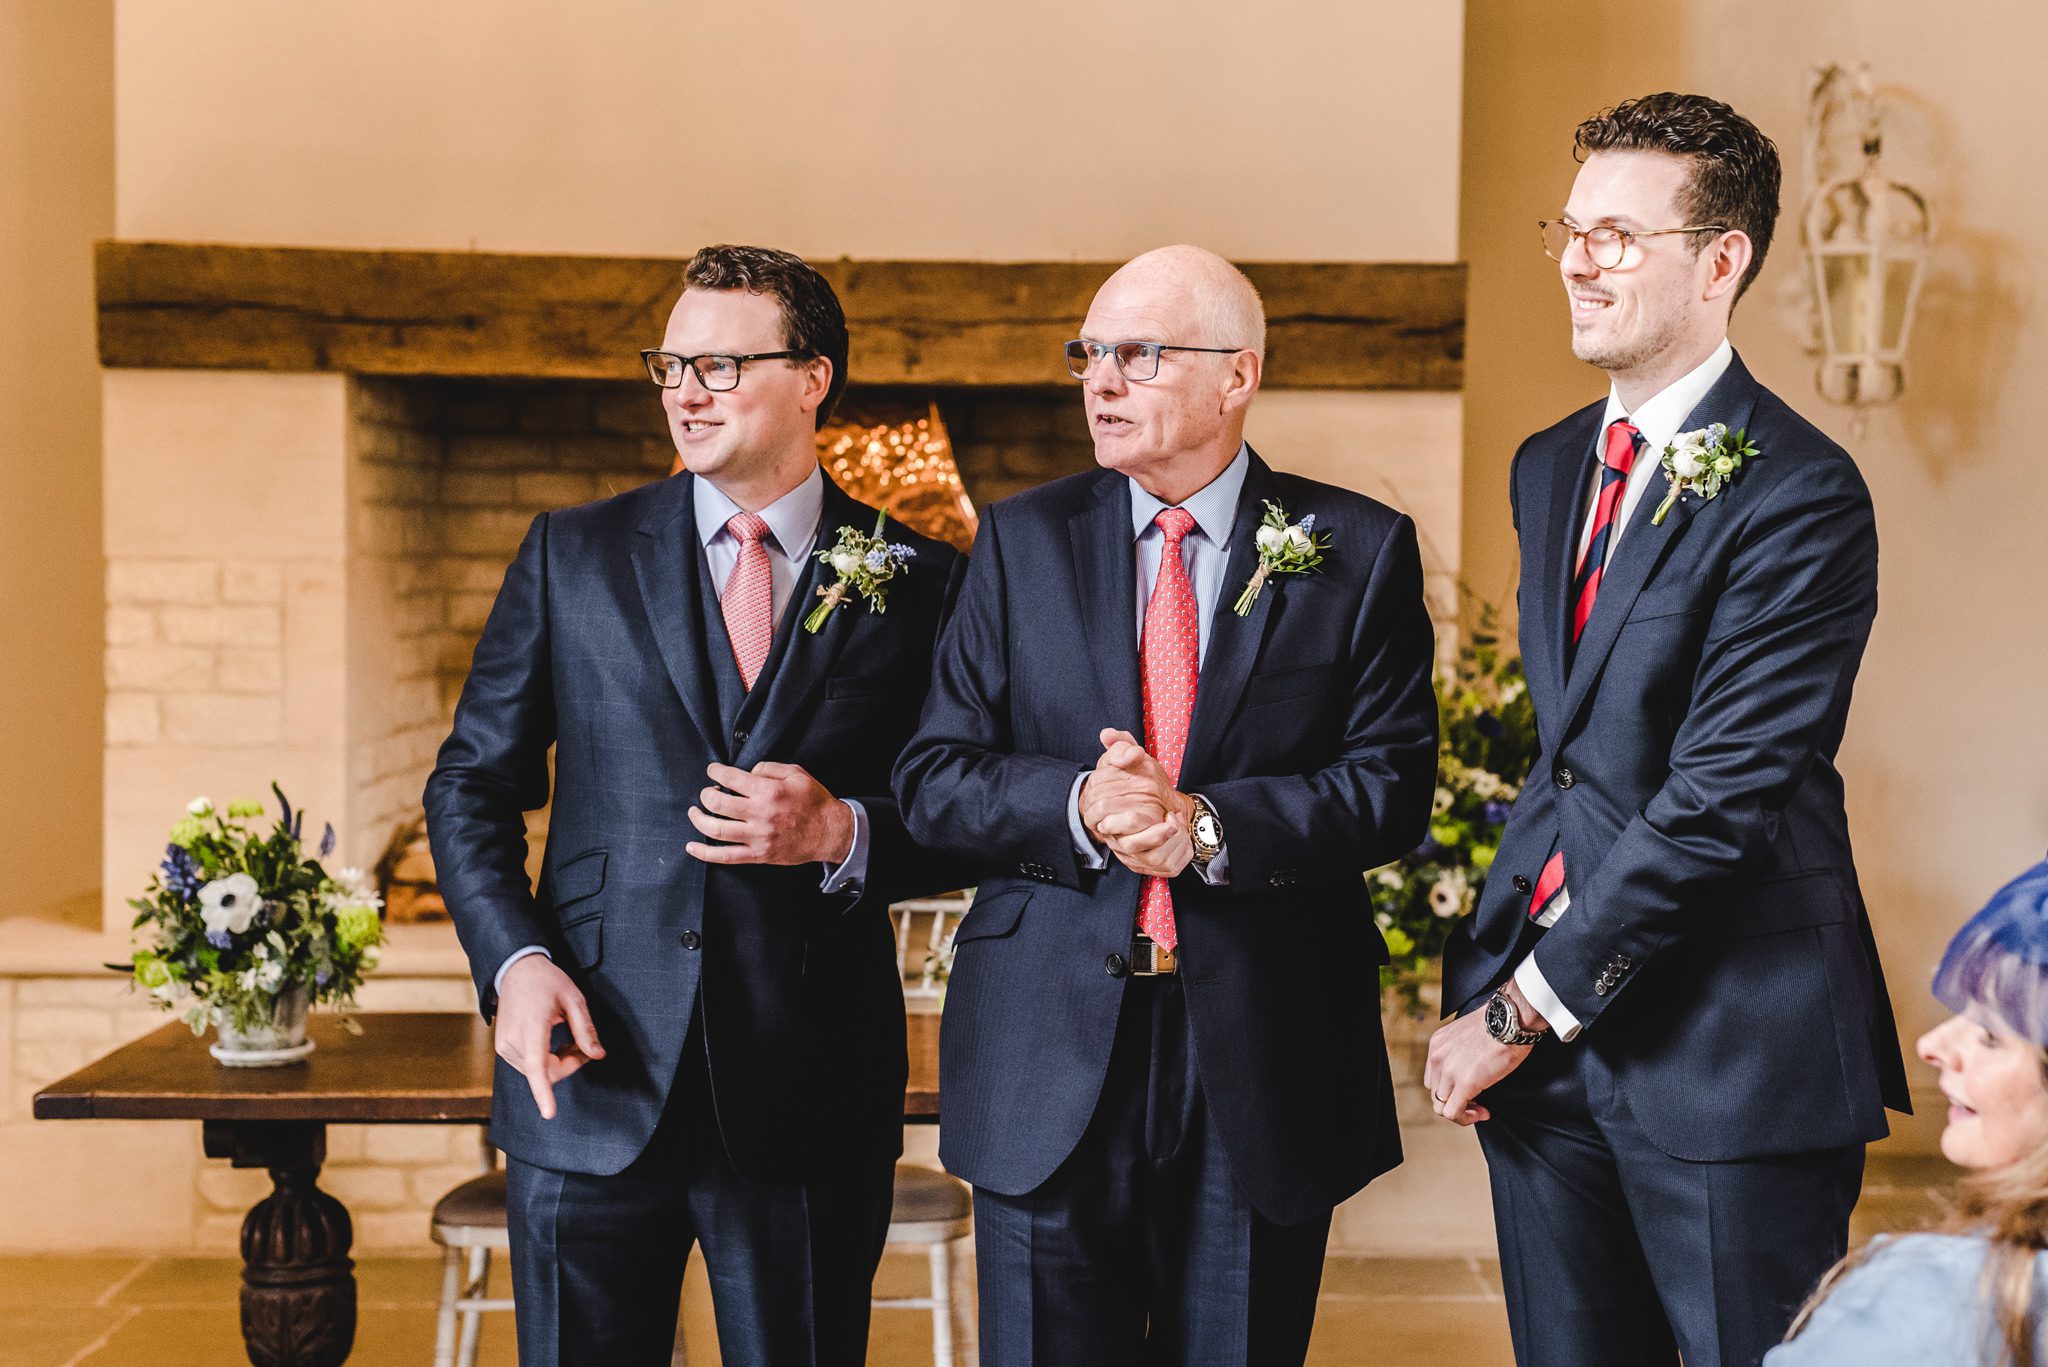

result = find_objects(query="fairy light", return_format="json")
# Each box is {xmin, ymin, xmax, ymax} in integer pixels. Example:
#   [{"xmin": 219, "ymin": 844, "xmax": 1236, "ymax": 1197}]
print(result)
[{"xmin": 816, "ymin": 400, "xmax": 977, "ymax": 551}]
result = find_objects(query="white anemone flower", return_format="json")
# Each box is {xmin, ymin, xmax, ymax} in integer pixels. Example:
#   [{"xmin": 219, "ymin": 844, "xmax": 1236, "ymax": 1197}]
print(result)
[
  {"xmin": 199, "ymin": 872, "xmax": 263, "ymax": 937},
  {"xmin": 1255, "ymin": 525, "xmax": 1287, "ymax": 554}
]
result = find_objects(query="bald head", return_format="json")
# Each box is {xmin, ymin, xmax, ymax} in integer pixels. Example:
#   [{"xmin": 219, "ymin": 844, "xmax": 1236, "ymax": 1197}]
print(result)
[{"xmin": 1097, "ymin": 245, "xmax": 1267, "ymax": 358}]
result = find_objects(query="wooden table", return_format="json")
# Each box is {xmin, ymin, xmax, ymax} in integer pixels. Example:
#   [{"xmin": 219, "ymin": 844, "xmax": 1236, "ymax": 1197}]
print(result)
[{"xmin": 36, "ymin": 1009, "xmax": 941, "ymax": 1365}]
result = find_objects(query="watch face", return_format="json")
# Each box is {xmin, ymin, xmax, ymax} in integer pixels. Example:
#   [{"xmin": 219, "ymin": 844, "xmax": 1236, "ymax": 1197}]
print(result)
[
  {"xmin": 1484, "ymin": 993, "xmax": 1510, "ymax": 1039},
  {"xmin": 1194, "ymin": 813, "xmax": 1222, "ymax": 845}
]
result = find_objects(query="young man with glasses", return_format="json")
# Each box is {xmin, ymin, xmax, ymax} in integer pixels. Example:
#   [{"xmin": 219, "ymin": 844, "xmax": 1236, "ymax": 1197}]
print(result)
[
  {"xmin": 1427, "ymin": 93, "xmax": 1910, "ymax": 1366},
  {"xmin": 427, "ymin": 244, "xmax": 965, "ymax": 1366},
  {"xmin": 896, "ymin": 244, "xmax": 1438, "ymax": 1366}
]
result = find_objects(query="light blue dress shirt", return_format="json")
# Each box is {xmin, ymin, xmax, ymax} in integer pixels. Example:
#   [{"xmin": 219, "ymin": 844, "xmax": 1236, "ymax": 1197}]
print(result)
[
  {"xmin": 1763, "ymin": 1233, "xmax": 2048, "ymax": 1365},
  {"xmin": 1066, "ymin": 443, "xmax": 1252, "ymax": 883},
  {"xmin": 495, "ymin": 467, "xmax": 868, "ymax": 995}
]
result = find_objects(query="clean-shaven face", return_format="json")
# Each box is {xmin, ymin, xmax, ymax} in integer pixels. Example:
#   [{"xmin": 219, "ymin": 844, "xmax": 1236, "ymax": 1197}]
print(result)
[
  {"xmin": 658, "ymin": 288, "xmax": 820, "ymax": 484},
  {"xmin": 1559, "ymin": 149, "xmax": 1709, "ymax": 377},
  {"xmin": 1919, "ymin": 1012, "xmax": 2048, "ymax": 1170},
  {"xmin": 1078, "ymin": 274, "xmax": 1237, "ymax": 485}
]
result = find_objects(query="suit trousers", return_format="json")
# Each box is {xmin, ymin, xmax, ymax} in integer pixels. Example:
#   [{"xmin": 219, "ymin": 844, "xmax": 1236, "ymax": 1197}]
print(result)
[
  {"xmin": 504, "ymin": 1014, "xmax": 895, "ymax": 1367},
  {"xmin": 1476, "ymin": 1035, "xmax": 1864, "ymax": 1367},
  {"xmin": 972, "ymin": 975, "xmax": 1332, "ymax": 1367}
]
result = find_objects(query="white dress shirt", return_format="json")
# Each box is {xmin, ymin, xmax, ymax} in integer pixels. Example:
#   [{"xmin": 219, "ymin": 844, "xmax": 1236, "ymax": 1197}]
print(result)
[
  {"xmin": 495, "ymin": 467, "xmax": 867, "ymax": 995},
  {"xmin": 1065, "ymin": 443, "xmax": 1251, "ymax": 884},
  {"xmin": 1514, "ymin": 339, "xmax": 1735, "ymax": 1040}
]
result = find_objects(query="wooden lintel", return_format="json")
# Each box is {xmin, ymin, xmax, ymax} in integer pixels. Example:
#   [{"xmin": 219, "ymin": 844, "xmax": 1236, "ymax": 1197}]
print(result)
[{"xmin": 97, "ymin": 242, "xmax": 1464, "ymax": 391}]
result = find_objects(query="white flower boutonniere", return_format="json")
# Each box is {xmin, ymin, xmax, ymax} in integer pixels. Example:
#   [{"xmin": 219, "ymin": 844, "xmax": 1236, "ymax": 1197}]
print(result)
[
  {"xmin": 1651, "ymin": 422, "xmax": 1760, "ymax": 525},
  {"xmin": 805, "ymin": 509, "xmax": 916, "ymax": 633},
  {"xmin": 1233, "ymin": 499, "xmax": 1329, "ymax": 616}
]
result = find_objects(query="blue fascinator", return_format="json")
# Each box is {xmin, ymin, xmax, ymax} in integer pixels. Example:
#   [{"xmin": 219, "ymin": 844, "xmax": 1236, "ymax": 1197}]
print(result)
[{"xmin": 1933, "ymin": 857, "xmax": 2048, "ymax": 1045}]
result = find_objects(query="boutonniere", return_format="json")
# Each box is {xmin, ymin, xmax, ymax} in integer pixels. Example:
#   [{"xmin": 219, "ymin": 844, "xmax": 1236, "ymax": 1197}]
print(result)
[
  {"xmin": 1233, "ymin": 499, "xmax": 1329, "ymax": 616},
  {"xmin": 805, "ymin": 509, "xmax": 916, "ymax": 632},
  {"xmin": 1651, "ymin": 423, "xmax": 1760, "ymax": 525}
]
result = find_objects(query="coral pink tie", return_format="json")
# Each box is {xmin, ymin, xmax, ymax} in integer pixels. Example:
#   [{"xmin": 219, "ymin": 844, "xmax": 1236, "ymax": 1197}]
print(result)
[
  {"xmin": 1137, "ymin": 508, "xmax": 1200, "ymax": 951},
  {"xmin": 721, "ymin": 512, "xmax": 774, "ymax": 690}
]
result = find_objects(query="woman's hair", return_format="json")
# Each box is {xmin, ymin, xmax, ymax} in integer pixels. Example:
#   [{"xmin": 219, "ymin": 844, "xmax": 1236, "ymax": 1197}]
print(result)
[
  {"xmin": 1788, "ymin": 858, "xmax": 2048, "ymax": 1364},
  {"xmin": 1784, "ymin": 1020, "xmax": 2048, "ymax": 1365}
]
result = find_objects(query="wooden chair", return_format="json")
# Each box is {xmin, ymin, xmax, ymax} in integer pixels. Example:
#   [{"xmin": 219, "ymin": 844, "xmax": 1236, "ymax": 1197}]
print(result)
[{"xmin": 429, "ymin": 1141, "xmax": 514, "ymax": 1367}]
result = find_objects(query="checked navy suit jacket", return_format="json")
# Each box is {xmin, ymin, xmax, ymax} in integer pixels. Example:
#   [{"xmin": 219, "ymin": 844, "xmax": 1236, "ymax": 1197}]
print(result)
[
  {"xmin": 1441, "ymin": 352, "xmax": 1911, "ymax": 1162},
  {"xmin": 895, "ymin": 449, "xmax": 1440, "ymax": 1225},
  {"xmin": 426, "ymin": 470, "xmax": 965, "ymax": 1182}
]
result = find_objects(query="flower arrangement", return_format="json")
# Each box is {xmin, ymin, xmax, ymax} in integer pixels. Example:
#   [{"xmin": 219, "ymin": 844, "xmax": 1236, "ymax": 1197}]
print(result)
[
  {"xmin": 1234, "ymin": 499, "xmax": 1329, "ymax": 615},
  {"xmin": 120, "ymin": 785, "xmax": 384, "ymax": 1037},
  {"xmin": 806, "ymin": 509, "xmax": 917, "ymax": 632},
  {"xmin": 1651, "ymin": 422, "xmax": 1759, "ymax": 525},
  {"xmin": 1372, "ymin": 605, "xmax": 1539, "ymax": 1008}
]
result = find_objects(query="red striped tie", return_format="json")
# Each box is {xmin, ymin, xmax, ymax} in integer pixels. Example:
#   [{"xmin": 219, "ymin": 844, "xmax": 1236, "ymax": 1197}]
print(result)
[
  {"xmin": 1532, "ymin": 420, "xmax": 1642, "ymax": 925},
  {"xmin": 1137, "ymin": 508, "xmax": 1200, "ymax": 951},
  {"xmin": 1570, "ymin": 419, "xmax": 1642, "ymax": 642}
]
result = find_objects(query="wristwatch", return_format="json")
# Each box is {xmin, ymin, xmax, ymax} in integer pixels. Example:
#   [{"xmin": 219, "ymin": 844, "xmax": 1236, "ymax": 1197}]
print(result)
[
  {"xmin": 1485, "ymin": 988, "xmax": 1547, "ymax": 1046},
  {"xmin": 1188, "ymin": 794, "xmax": 1224, "ymax": 865}
]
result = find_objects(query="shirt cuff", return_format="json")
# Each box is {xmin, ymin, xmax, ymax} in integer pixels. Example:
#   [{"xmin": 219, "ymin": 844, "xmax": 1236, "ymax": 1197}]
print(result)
[
  {"xmin": 1514, "ymin": 953, "xmax": 1583, "ymax": 1041},
  {"xmin": 819, "ymin": 799, "xmax": 869, "ymax": 894},
  {"xmin": 1067, "ymin": 771, "xmax": 1108, "ymax": 870},
  {"xmin": 495, "ymin": 945, "xmax": 552, "ymax": 997}
]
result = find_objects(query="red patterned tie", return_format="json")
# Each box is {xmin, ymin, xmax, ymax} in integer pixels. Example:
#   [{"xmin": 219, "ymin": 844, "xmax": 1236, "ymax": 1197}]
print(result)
[
  {"xmin": 721, "ymin": 512, "xmax": 774, "ymax": 690},
  {"xmin": 1530, "ymin": 420, "xmax": 1642, "ymax": 925},
  {"xmin": 1570, "ymin": 419, "xmax": 1642, "ymax": 642},
  {"xmin": 1137, "ymin": 508, "xmax": 1200, "ymax": 951}
]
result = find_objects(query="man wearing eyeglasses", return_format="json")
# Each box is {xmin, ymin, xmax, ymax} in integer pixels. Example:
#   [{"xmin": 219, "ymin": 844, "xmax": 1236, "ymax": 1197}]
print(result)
[
  {"xmin": 896, "ymin": 244, "xmax": 1438, "ymax": 1366},
  {"xmin": 1427, "ymin": 94, "xmax": 1909, "ymax": 1366},
  {"xmin": 427, "ymin": 244, "xmax": 965, "ymax": 1366}
]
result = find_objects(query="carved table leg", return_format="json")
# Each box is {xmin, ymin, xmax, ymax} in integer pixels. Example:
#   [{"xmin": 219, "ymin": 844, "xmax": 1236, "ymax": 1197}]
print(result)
[{"xmin": 205, "ymin": 1120, "xmax": 357, "ymax": 1366}]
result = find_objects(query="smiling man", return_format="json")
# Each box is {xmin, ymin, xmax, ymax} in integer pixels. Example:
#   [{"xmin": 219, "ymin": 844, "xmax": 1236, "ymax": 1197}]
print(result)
[
  {"xmin": 1427, "ymin": 94, "xmax": 1910, "ymax": 1366},
  {"xmin": 427, "ymin": 245, "xmax": 963, "ymax": 1366},
  {"xmin": 896, "ymin": 245, "xmax": 1438, "ymax": 1366}
]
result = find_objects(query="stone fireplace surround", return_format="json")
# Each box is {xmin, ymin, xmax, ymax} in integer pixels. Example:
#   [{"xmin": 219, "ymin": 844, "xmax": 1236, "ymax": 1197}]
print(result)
[{"xmin": 2, "ymin": 243, "xmax": 1481, "ymax": 1256}]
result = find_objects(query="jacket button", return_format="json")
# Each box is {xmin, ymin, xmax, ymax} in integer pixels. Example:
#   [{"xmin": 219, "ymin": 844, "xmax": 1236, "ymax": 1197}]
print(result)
[
  {"xmin": 1513, "ymin": 874, "xmax": 1532, "ymax": 893},
  {"xmin": 680, "ymin": 930, "xmax": 701, "ymax": 951},
  {"xmin": 733, "ymin": 729, "xmax": 749, "ymax": 744},
  {"xmin": 1104, "ymin": 953, "xmax": 1128, "ymax": 978},
  {"xmin": 1554, "ymin": 768, "xmax": 1575, "ymax": 789}
]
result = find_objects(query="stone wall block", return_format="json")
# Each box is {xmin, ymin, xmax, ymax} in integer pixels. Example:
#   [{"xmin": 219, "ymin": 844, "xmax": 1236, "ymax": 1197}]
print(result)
[
  {"xmin": 220, "ymin": 562, "xmax": 284, "ymax": 604},
  {"xmin": 105, "ymin": 645, "xmax": 215, "ymax": 691},
  {"xmin": 161, "ymin": 693, "xmax": 284, "ymax": 745},
  {"xmin": 107, "ymin": 605, "xmax": 158, "ymax": 646},
  {"xmin": 108, "ymin": 560, "xmax": 219, "ymax": 606},
  {"xmin": 217, "ymin": 649, "xmax": 284, "ymax": 694}
]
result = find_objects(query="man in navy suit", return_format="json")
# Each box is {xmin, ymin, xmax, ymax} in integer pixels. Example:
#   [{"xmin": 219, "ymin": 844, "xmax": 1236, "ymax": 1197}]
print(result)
[
  {"xmin": 896, "ymin": 245, "xmax": 1439, "ymax": 1366},
  {"xmin": 1428, "ymin": 94, "xmax": 1911, "ymax": 1367},
  {"xmin": 426, "ymin": 245, "xmax": 963, "ymax": 1366}
]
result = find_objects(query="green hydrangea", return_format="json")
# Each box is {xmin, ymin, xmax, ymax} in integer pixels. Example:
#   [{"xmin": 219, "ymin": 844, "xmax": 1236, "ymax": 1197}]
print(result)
[
  {"xmin": 133, "ymin": 952, "xmax": 171, "ymax": 990},
  {"xmin": 167, "ymin": 815, "xmax": 206, "ymax": 848},
  {"xmin": 226, "ymin": 799, "xmax": 264, "ymax": 819},
  {"xmin": 334, "ymin": 902, "xmax": 382, "ymax": 953}
]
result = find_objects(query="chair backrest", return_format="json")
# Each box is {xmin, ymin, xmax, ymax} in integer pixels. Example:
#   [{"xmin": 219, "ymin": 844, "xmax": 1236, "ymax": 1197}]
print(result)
[{"xmin": 891, "ymin": 892, "xmax": 972, "ymax": 1002}]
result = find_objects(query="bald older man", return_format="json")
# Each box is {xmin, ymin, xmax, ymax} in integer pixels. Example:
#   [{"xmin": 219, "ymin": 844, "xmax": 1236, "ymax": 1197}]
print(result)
[{"xmin": 895, "ymin": 247, "xmax": 1439, "ymax": 1366}]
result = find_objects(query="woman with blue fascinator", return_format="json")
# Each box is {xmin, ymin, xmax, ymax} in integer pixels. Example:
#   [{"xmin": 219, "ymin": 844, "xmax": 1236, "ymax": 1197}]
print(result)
[{"xmin": 1770, "ymin": 857, "xmax": 2048, "ymax": 1365}]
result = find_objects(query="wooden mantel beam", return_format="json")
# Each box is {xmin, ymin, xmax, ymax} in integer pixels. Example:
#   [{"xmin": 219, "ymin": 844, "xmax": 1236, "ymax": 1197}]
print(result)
[{"xmin": 96, "ymin": 241, "xmax": 1464, "ymax": 391}]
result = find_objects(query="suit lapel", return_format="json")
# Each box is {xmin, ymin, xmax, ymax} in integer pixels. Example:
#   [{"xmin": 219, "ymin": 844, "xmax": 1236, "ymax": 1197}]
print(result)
[
  {"xmin": 1525, "ymin": 407, "xmax": 1603, "ymax": 742},
  {"xmin": 1555, "ymin": 354, "xmax": 1763, "ymax": 733},
  {"xmin": 734, "ymin": 476, "xmax": 866, "ymax": 767},
  {"xmin": 630, "ymin": 475, "xmax": 727, "ymax": 761},
  {"xmin": 1069, "ymin": 473, "xmax": 1144, "ymax": 737},
  {"xmin": 1181, "ymin": 451, "xmax": 1281, "ymax": 787}
]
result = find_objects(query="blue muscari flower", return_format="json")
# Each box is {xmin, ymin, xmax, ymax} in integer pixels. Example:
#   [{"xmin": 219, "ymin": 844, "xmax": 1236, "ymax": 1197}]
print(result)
[
  {"xmin": 1298, "ymin": 513, "xmax": 1315, "ymax": 533},
  {"xmin": 319, "ymin": 823, "xmax": 336, "ymax": 857},
  {"xmin": 161, "ymin": 845, "xmax": 203, "ymax": 900},
  {"xmin": 1482, "ymin": 800, "xmax": 1510, "ymax": 827},
  {"xmin": 864, "ymin": 547, "xmax": 889, "ymax": 572},
  {"xmin": 889, "ymin": 543, "xmax": 917, "ymax": 560},
  {"xmin": 315, "ymin": 969, "xmax": 332, "ymax": 987},
  {"xmin": 206, "ymin": 930, "xmax": 234, "ymax": 949}
]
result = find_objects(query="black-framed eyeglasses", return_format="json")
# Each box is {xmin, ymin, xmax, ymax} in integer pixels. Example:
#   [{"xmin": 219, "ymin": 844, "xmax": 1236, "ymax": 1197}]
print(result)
[
  {"xmin": 1538, "ymin": 219, "xmax": 1727, "ymax": 271},
  {"xmin": 1063, "ymin": 339, "xmax": 1247, "ymax": 383},
  {"xmin": 640, "ymin": 349, "xmax": 815, "ymax": 391}
]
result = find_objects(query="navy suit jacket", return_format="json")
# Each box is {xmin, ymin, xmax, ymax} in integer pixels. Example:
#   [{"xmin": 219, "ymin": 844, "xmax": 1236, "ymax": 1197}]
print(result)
[
  {"xmin": 425, "ymin": 471, "xmax": 965, "ymax": 1181},
  {"xmin": 1441, "ymin": 353, "xmax": 1910, "ymax": 1162},
  {"xmin": 894, "ymin": 450, "xmax": 1439, "ymax": 1225}
]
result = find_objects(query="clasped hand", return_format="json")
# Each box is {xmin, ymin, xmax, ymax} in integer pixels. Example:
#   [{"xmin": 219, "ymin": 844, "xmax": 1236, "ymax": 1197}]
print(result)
[
  {"xmin": 686, "ymin": 761, "xmax": 854, "ymax": 867},
  {"xmin": 1081, "ymin": 728, "xmax": 1195, "ymax": 878}
]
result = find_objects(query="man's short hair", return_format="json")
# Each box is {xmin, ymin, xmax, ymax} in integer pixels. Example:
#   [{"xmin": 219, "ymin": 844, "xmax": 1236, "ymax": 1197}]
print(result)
[
  {"xmin": 1574, "ymin": 92, "xmax": 1781, "ymax": 304},
  {"xmin": 682, "ymin": 245, "xmax": 849, "ymax": 429}
]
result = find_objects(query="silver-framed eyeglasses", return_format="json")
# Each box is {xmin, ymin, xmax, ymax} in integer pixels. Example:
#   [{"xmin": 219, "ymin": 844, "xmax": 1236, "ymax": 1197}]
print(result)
[
  {"xmin": 640, "ymin": 348, "xmax": 814, "ymax": 391},
  {"xmin": 1063, "ymin": 339, "xmax": 1247, "ymax": 383},
  {"xmin": 1538, "ymin": 219, "xmax": 1727, "ymax": 270}
]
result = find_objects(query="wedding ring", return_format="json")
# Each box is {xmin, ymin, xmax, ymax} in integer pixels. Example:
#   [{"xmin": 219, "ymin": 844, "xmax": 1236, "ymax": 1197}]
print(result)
[{"xmin": 1432, "ymin": 1090, "xmax": 1448, "ymax": 1105}]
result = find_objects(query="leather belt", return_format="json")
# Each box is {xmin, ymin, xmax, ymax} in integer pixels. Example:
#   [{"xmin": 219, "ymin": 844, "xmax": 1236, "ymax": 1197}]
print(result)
[{"xmin": 1128, "ymin": 934, "xmax": 1177, "ymax": 976}]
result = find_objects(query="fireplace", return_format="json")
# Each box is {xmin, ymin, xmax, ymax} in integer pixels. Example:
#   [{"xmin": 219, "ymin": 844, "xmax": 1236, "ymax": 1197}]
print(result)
[{"xmin": 97, "ymin": 243, "xmax": 1465, "ymax": 933}]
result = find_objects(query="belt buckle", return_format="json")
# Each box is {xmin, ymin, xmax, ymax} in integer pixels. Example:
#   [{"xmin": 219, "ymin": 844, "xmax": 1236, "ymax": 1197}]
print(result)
[{"xmin": 1129, "ymin": 936, "xmax": 1177, "ymax": 976}]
